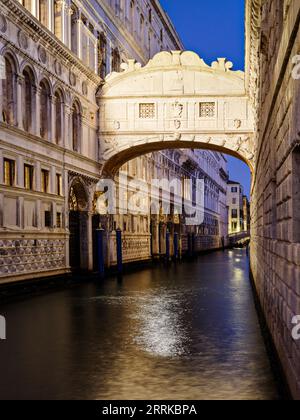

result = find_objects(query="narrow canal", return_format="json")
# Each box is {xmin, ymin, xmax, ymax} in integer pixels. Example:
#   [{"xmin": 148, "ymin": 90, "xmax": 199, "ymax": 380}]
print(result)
[{"xmin": 0, "ymin": 249, "xmax": 283, "ymax": 400}]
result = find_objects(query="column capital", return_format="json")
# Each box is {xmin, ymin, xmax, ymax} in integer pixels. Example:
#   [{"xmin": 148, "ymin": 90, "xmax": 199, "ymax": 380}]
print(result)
[
  {"xmin": 17, "ymin": 74, "xmax": 25, "ymax": 85},
  {"xmin": 50, "ymin": 94, "xmax": 57, "ymax": 105},
  {"xmin": 34, "ymin": 85, "xmax": 42, "ymax": 95}
]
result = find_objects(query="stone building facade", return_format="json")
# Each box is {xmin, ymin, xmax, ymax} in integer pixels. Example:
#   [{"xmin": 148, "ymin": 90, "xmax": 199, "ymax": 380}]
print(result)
[
  {"xmin": 247, "ymin": 0, "xmax": 300, "ymax": 399},
  {"xmin": 0, "ymin": 0, "xmax": 229, "ymax": 283},
  {"xmin": 227, "ymin": 180, "xmax": 245, "ymax": 234}
]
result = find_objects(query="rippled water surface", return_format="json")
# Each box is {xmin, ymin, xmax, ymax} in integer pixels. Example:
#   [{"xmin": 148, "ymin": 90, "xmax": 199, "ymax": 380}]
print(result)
[{"xmin": 0, "ymin": 249, "xmax": 281, "ymax": 400}]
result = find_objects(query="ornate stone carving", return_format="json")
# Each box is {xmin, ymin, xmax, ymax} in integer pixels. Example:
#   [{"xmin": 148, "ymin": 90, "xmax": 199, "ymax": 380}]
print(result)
[
  {"xmin": 0, "ymin": 14, "xmax": 7, "ymax": 33},
  {"xmin": 234, "ymin": 119, "xmax": 242, "ymax": 129},
  {"xmin": 211, "ymin": 58, "xmax": 233, "ymax": 72},
  {"xmin": 18, "ymin": 30, "xmax": 29, "ymax": 50},
  {"xmin": 174, "ymin": 120, "xmax": 181, "ymax": 129},
  {"xmin": 54, "ymin": 60, "xmax": 62, "ymax": 76},
  {"xmin": 113, "ymin": 121, "xmax": 120, "ymax": 130},
  {"xmin": 69, "ymin": 71, "xmax": 76, "ymax": 86},
  {"xmin": 106, "ymin": 51, "xmax": 243, "ymax": 83},
  {"xmin": 82, "ymin": 81, "xmax": 88, "ymax": 96},
  {"xmin": 172, "ymin": 101, "xmax": 184, "ymax": 119},
  {"xmin": 0, "ymin": 239, "xmax": 66, "ymax": 275},
  {"xmin": 38, "ymin": 46, "xmax": 47, "ymax": 64}
]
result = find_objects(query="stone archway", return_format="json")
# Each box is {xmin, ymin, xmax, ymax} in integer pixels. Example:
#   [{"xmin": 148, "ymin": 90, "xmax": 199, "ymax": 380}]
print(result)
[{"xmin": 98, "ymin": 51, "xmax": 256, "ymax": 178}]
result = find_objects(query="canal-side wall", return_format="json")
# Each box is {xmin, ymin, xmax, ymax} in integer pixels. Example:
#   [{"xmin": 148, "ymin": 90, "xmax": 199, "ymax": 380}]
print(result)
[{"xmin": 248, "ymin": 0, "xmax": 300, "ymax": 400}]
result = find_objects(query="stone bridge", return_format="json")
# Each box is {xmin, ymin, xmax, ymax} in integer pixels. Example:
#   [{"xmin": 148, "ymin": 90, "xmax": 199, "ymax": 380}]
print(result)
[{"xmin": 98, "ymin": 50, "xmax": 256, "ymax": 177}]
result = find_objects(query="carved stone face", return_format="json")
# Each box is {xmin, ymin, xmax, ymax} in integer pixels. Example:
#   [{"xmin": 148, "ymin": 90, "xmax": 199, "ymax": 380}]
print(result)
[{"xmin": 234, "ymin": 119, "xmax": 242, "ymax": 129}]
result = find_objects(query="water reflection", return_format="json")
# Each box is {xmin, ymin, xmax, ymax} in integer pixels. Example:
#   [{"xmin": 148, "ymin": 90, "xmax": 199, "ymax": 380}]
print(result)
[
  {"xmin": 133, "ymin": 292, "xmax": 191, "ymax": 357},
  {"xmin": 0, "ymin": 249, "xmax": 282, "ymax": 400}
]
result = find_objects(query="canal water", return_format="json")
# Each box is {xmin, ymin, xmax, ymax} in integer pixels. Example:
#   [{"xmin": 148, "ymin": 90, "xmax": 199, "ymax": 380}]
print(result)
[{"xmin": 0, "ymin": 249, "xmax": 282, "ymax": 400}]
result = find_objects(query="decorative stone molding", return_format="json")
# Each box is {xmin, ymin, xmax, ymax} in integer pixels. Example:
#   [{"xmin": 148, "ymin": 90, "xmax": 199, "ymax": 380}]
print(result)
[
  {"xmin": 38, "ymin": 45, "xmax": 47, "ymax": 64},
  {"xmin": 0, "ymin": 14, "xmax": 7, "ymax": 33},
  {"xmin": 18, "ymin": 30, "xmax": 29, "ymax": 50},
  {"xmin": 0, "ymin": 239, "xmax": 66, "ymax": 276},
  {"xmin": 99, "ymin": 50, "xmax": 255, "ymax": 175},
  {"xmin": 82, "ymin": 81, "xmax": 88, "ymax": 96},
  {"xmin": 54, "ymin": 60, "xmax": 62, "ymax": 76},
  {"xmin": 106, "ymin": 51, "xmax": 244, "ymax": 83},
  {"xmin": 69, "ymin": 71, "xmax": 77, "ymax": 87}
]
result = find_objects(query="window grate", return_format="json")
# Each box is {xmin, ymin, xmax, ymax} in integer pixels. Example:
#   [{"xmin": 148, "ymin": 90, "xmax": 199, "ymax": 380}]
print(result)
[{"xmin": 199, "ymin": 102, "xmax": 215, "ymax": 118}]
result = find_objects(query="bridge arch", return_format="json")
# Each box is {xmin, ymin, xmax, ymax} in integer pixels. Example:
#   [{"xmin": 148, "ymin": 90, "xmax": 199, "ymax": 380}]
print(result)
[{"xmin": 98, "ymin": 51, "xmax": 256, "ymax": 178}]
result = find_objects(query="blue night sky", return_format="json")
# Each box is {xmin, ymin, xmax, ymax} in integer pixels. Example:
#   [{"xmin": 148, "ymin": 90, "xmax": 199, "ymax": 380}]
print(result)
[{"xmin": 160, "ymin": 0, "xmax": 251, "ymax": 197}]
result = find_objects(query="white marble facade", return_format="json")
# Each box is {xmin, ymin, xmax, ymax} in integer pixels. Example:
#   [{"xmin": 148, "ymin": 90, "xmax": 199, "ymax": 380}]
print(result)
[{"xmin": 0, "ymin": 0, "xmax": 229, "ymax": 282}]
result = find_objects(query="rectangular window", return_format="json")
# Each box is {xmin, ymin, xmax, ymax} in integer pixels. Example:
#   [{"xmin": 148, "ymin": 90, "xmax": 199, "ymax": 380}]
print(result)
[
  {"xmin": 3, "ymin": 158, "xmax": 15, "ymax": 186},
  {"xmin": 45, "ymin": 210, "xmax": 52, "ymax": 228},
  {"xmin": 56, "ymin": 173, "xmax": 62, "ymax": 196},
  {"xmin": 232, "ymin": 198, "xmax": 237, "ymax": 205},
  {"xmin": 231, "ymin": 187, "xmax": 238, "ymax": 193},
  {"xmin": 24, "ymin": 164, "xmax": 34, "ymax": 190},
  {"xmin": 56, "ymin": 212, "xmax": 62, "ymax": 228},
  {"xmin": 199, "ymin": 102, "xmax": 215, "ymax": 118},
  {"xmin": 41, "ymin": 169, "xmax": 49, "ymax": 193},
  {"xmin": 232, "ymin": 209, "xmax": 238, "ymax": 218},
  {"xmin": 139, "ymin": 103, "xmax": 155, "ymax": 119}
]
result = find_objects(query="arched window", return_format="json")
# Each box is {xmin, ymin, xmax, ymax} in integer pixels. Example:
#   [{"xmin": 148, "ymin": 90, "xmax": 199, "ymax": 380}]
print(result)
[
  {"xmin": 112, "ymin": 48, "xmax": 120, "ymax": 72},
  {"xmin": 40, "ymin": 80, "xmax": 51, "ymax": 140},
  {"xmin": 2, "ymin": 55, "xmax": 17, "ymax": 126},
  {"xmin": 39, "ymin": 0, "xmax": 49, "ymax": 28},
  {"xmin": 54, "ymin": 90, "xmax": 64, "ymax": 145},
  {"xmin": 72, "ymin": 101, "xmax": 81, "ymax": 152},
  {"xmin": 22, "ymin": 67, "xmax": 35, "ymax": 133}
]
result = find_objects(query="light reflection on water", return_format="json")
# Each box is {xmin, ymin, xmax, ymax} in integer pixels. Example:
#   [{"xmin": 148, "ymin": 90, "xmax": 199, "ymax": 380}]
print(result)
[
  {"xmin": 132, "ymin": 293, "xmax": 191, "ymax": 357},
  {"xmin": 0, "ymin": 249, "xmax": 282, "ymax": 400}
]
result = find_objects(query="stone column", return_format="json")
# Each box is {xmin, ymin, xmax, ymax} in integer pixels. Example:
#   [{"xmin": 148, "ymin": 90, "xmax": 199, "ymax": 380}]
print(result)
[
  {"xmin": 16, "ymin": 155, "xmax": 24, "ymax": 188},
  {"xmin": 64, "ymin": 103, "xmax": 72, "ymax": 149},
  {"xmin": 61, "ymin": 1, "xmax": 68, "ymax": 44},
  {"xmin": 50, "ymin": 166, "xmax": 56, "ymax": 194},
  {"xmin": 35, "ymin": 161, "xmax": 41, "ymax": 192},
  {"xmin": 124, "ymin": 0, "xmax": 130, "ymax": 22},
  {"xmin": 32, "ymin": 0, "xmax": 38, "ymax": 18},
  {"xmin": 34, "ymin": 86, "xmax": 41, "ymax": 137},
  {"xmin": 67, "ymin": 6, "xmax": 73, "ymax": 49},
  {"xmin": 48, "ymin": 0, "xmax": 54, "ymax": 32},
  {"xmin": 36, "ymin": 200, "xmax": 42, "ymax": 229},
  {"xmin": 94, "ymin": 41, "xmax": 98, "ymax": 74},
  {"xmin": 50, "ymin": 94, "xmax": 56, "ymax": 143},
  {"xmin": 52, "ymin": 201, "xmax": 57, "ymax": 228},
  {"xmin": 0, "ymin": 74, "xmax": 3, "ymax": 123},
  {"xmin": 76, "ymin": 15, "xmax": 83, "ymax": 59},
  {"xmin": 17, "ymin": 74, "xmax": 24, "ymax": 130}
]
